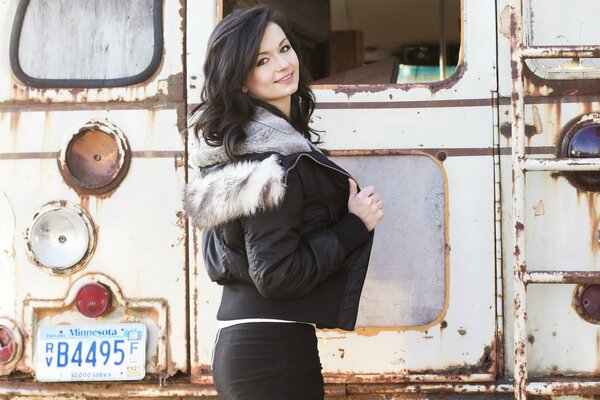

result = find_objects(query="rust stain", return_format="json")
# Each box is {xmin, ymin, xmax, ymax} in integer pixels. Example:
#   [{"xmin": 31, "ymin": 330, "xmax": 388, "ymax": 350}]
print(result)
[
  {"xmin": 8, "ymin": 113, "xmax": 20, "ymax": 152},
  {"xmin": 499, "ymin": 122, "xmax": 539, "ymax": 138},
  {"xmin": 597, "ymin": 330, "xmax": 600, "ymax": 371},
  {"xmin": 317, "ymin": 63, "xmax": 467, "ymax": 98},
  {"xmin": 526, "ymin": 63, "xmax": 600, "ymax": 98},
  {"xmin": 589, "ymin": 194, "xmax": 599, "ymax": 253},
  {"xmin": 79, "ymin": 195, "xmax": 90, "ymax": 214},
  {"xmin": 343, "ymin": 342, "xmax": 496, "ymax": 381}
]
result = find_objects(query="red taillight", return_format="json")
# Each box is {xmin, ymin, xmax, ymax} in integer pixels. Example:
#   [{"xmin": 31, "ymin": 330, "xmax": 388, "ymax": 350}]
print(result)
[
  {"xmin": 75, "ymin": 283, "xmax": 111, "ymax": 318},
  {"xmin": 0, "ymin": 326, "xmax": 16, "ymax": 364}
]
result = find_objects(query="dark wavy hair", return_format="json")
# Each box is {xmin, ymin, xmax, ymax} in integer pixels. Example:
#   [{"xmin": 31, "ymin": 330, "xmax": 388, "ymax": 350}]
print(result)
[{"xmin": 190, "ymin": 5, "xmax": 319, "ymax": 161}]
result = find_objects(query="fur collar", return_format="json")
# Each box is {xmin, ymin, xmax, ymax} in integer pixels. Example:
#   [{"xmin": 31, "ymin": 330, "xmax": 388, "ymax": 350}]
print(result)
[
  {"xmin": 192, "ymin": 107, "xmax": 312, "ymax": 168},
  {"xmin": 186, "ymin": 108, "xmax": 313, "ymax": 229}
]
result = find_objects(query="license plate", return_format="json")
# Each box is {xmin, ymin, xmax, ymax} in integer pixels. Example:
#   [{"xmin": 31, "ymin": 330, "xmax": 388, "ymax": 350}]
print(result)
[{"xmin": 35, "ymin": 323, "xmax": 147, "ymax": 382}]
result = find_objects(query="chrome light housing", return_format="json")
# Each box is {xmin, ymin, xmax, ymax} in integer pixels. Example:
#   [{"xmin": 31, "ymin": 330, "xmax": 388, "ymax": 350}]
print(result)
[{"xmin": 27, "ymin": 202, "xmax": 96, "ymax": 274}]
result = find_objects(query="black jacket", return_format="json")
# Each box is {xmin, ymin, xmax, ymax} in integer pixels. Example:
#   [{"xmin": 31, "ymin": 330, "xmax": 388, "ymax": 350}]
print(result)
[{"xmin": 185, "ymin": 108, "xmax": 373, "ymax": 330}]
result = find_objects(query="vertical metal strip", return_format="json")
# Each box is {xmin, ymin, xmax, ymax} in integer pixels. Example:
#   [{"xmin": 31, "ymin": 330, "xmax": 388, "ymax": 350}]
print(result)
[
  {"xmin": 492, "ymin": 92, "xmax": 505, "ymax": 377},
  {"xmin": 509, "ymin": 0, "xmax": 528, "ymax": 399}
]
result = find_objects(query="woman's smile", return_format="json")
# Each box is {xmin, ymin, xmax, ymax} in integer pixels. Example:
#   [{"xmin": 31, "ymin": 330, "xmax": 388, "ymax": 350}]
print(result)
[
  {"xmin": 275, "ymin": 71, "xmax": 294, "ymax": 84},
  {"xmin": 245, "ymin": 23, "xmax": 300, "ymax": 118}
]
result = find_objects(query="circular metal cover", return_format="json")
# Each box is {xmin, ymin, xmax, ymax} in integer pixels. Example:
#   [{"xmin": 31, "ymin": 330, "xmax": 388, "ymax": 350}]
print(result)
[{"xmin": 59, "ymin": 121, "xmax": 130, "ymax": 194}]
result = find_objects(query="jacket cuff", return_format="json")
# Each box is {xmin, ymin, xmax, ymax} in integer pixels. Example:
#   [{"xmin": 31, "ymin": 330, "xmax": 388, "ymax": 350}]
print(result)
[{"xmin": 331, "ymin": 213, "xmax": 370, "ymax": 255}]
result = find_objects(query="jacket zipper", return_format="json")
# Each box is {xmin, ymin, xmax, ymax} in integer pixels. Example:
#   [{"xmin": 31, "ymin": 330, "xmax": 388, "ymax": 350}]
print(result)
[{"xmin": 284, "ymin": 153, "xmax": 352, "ymax": 184}]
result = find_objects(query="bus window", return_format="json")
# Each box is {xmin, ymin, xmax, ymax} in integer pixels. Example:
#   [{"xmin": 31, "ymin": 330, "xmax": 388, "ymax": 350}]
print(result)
[
  {"xmin": 224, "ymin": 0, "xmax": 462, "ymax": 85},
  {"xmin": 525, "ymin": 0, "xmax": 600, "ymax": 80},
  {"xmin": 10, "ymin": 0, "xmax": 163, "ymax": 88}
]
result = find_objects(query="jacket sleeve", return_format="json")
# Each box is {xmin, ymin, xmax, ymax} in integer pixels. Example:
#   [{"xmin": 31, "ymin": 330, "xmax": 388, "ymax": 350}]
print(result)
[{"xmin": 241, "ymin": 165, "xmax": 370, "ymax": 299}]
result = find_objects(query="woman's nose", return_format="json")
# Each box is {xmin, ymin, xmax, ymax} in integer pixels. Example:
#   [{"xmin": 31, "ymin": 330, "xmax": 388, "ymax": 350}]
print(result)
[{"xmin": 275, "ymin": 55, "xmax": 290, "ymax": 69}]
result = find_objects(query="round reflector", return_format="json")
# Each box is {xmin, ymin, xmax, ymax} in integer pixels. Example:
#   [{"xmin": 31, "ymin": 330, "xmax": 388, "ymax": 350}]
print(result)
[
  {"xmin": 581, "ymin": 284, "xmax": 600, "ymax": 320},
  {"xmin": 59, "ymin": 121, "xmax": 130, "ymax": 194},
  {"xmin": 0, "ymin": 326, "xmax": 15, "ymax": 364},
  {"xmin": 27, "ymin": 202, "xmax": 95, "ymax": 273},
  {"xmin": 76, "ymin": 283, "xmax": 112, "ymax": 318},
  {"xmin": 560, "ymin": 114, "xmax": 600, "ymax": 190}
]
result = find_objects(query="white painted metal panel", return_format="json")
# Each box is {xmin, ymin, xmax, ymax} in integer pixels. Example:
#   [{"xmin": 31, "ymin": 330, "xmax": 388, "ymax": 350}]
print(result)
[
  {"xmin": 0, "ymin": 109, "xmax": 187, "ymax": 376},
  {"xmin": 499, "ymin": 100, "xmax": 600, "ymax": 376}
]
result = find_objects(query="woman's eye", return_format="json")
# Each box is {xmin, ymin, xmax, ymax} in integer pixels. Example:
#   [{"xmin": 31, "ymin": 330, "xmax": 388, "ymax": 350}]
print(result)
[
  {"xmin": 281, "ymin": 45, "xmax": 290, "ymax": 53},
  {"xmin": 257, "ymin": 58, "xmax": 268, "ymax": 67}
]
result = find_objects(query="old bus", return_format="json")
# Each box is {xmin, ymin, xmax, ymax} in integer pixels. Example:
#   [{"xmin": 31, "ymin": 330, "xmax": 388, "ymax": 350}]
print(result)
[{"xmin": 1, "ymin": 0, "xmax": 600, "ymax": 399}]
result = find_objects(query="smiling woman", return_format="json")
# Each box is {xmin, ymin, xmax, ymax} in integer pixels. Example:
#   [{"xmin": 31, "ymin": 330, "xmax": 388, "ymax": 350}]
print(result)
[
  {"xmin": 244, "ymin": 23, "xmax": 300, "ymax": 118},
  {"xmin": 186, "ymin": 5, "xmax": 383, "ymax": 399}
]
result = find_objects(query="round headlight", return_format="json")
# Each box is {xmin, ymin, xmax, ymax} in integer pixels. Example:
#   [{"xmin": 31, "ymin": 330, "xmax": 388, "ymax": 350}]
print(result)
[
  {"xmin": 59, "ymin": 121, "xmax": 130, "ymax": 195},
  {"xmin": 27, "ymin": 202, "xmax": 96, "ymax": 273},
  {"xmin": 560, "ymin": 114, "xmax": 600, "ymax": 190}
]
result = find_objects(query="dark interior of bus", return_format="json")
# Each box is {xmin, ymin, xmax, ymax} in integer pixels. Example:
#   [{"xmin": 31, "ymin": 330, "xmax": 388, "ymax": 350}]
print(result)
[{"xmin": 224, "ymin": 0, "xmax": 461, "ymax": 85}]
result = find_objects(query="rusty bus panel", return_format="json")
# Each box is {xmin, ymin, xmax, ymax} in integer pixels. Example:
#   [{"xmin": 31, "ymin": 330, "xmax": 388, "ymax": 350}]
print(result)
[
  {"xmin": 0, "ymin": 1, "xmax": 185, "ymax": 105},
  {"xmin": 0, "ymin": 107, "xmax": 188, "ymax": 381}
]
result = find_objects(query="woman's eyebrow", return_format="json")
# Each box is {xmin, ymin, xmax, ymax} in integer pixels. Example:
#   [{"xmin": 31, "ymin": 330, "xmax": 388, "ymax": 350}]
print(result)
[{"xmin": 257, "ymin": 37, "xmax": 289, "ymax": 56}]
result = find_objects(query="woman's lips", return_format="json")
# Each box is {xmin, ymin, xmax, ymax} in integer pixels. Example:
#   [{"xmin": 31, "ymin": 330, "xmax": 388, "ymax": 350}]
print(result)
[{"xmin": 275, "ymin": 72, "xmax": 293, "ymax": 84}]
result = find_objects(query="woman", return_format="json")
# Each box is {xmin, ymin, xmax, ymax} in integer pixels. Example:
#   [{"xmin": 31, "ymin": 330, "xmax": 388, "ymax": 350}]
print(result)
[{"xmin": 185, "ymin": 5, "xmax": 383, "ymax": 399}]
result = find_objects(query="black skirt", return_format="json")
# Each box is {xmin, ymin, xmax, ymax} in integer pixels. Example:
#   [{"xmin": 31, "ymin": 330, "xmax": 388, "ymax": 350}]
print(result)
[{"xmin": 212, "ymin": 322, "xmax": 324, "ymax": 400}]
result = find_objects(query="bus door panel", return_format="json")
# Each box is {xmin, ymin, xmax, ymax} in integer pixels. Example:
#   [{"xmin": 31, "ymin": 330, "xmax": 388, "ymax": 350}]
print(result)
[
  {"xmin": 310, "ymin": 0, "xmax": 499, "ymax": 378},
  {"xmin": 188, "ymin": 0, "xmax": 500, "ymax": 381},
  {"xmin": 498, "ymin": 0, "xmax": 600, "ymax": 377}
]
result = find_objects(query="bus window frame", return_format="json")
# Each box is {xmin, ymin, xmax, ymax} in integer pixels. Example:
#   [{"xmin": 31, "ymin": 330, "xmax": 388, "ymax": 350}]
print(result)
[
  {"xmin": 9, "ymin": 0, "xmax": 164, "ymax": 89},
  {"xmin": 309, "ymin": 0, "xmax": 465, "ymax": 90},
  {"xmin": 523, "ymin": 0, "xmax": 600, "ymax": 81}
]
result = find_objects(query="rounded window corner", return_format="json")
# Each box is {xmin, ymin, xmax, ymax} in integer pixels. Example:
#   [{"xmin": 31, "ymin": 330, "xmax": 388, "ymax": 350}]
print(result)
[{"xmin": 9, "ymin": 0, "xmax": 164, "ymax": 89}]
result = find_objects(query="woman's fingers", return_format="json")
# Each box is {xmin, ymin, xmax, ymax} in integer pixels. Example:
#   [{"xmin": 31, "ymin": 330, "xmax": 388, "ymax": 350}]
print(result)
[
  {"xmin": 348, "ymin": 179, "xmax": 358, "ymax": 197},
  {"xmin": 347, "ymin": 182, "xmax": 384, "ymax": 231}
]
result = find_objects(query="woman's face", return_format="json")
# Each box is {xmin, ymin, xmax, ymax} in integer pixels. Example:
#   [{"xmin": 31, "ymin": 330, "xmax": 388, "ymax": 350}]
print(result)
[{"xmin": 245, "ymin": 23, "xmax": 299, "ymax": 117}]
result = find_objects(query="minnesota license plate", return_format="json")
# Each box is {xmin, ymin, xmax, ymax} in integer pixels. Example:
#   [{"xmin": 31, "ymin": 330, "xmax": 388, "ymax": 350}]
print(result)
[{"xmin": 35, "ymin": 323, "xmax": 147, "ymax": 382}]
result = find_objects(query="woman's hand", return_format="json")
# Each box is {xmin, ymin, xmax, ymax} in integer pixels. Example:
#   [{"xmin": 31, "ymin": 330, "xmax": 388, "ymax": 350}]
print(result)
[{"xmin": 347, "ymin": 179, "xmax": 384, "ymax": 231}]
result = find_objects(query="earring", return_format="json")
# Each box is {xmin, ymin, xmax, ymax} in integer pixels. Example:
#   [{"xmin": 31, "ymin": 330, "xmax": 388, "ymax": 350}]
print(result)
[{"xmin": 242, "ymin": 87, "xmax": 248, "ymax": 93}]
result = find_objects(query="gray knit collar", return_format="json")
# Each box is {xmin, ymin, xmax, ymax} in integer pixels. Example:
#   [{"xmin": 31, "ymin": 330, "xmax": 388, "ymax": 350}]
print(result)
[{"xmin": 193, "ymin": 107, "xmax": 313, "ymax": 168}]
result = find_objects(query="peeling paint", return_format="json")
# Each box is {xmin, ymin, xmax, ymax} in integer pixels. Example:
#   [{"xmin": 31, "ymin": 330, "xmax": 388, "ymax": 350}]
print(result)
[
  {"xmin": 533, "ymin": 200, "xmax": 544, "ymax": 216},
  {"xmin": 499, "ymin": 6, "xmax": 512, "ymax": 39}
]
